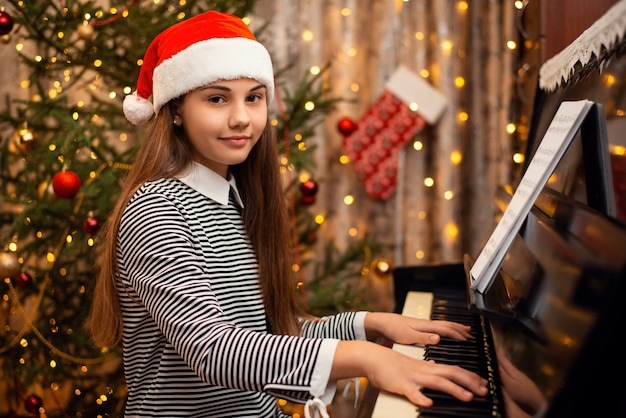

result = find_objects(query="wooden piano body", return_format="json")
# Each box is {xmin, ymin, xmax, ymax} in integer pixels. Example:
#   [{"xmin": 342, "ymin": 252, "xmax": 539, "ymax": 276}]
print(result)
[{"xmin": 356, "ymin": 185, "xmax": 626, "ymax": 418}]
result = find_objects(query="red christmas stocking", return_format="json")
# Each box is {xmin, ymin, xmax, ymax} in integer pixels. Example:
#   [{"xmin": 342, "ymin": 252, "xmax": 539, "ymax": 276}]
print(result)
[{"xmin": 343, "ymin": 66, "xmax": 447, "ymax": 199}]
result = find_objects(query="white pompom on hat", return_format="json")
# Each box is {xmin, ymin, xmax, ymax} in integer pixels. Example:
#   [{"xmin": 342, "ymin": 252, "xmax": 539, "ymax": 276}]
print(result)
[{"xmin": 123, "ymin": 10, "xmax": 275, "ymax": 125}]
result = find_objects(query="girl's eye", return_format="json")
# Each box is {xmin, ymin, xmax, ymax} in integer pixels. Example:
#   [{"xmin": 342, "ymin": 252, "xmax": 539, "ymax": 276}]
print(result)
[
  {"xmin": 208, "ymin": 96, "xmax": 225, "ymax": 104},
  {"xmin": 247, "ymin": 94, "xmax": 263, "ymax": 102}
]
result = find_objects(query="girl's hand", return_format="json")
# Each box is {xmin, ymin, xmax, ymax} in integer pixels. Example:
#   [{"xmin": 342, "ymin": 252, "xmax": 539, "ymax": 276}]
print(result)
[
  {"xmin": 331, "ymin": 340, "xmax": 489, "ymax": 407},
  {"xmin": 497, "ymin": 351, "xmax": 545, "ymax": 415},
  {"xmin": 364, "ymin": 312, "xmax": 473, "ymax": 345}
]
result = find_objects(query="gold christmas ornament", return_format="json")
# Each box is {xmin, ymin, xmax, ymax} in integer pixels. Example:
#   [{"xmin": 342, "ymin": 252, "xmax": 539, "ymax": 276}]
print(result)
[
  {"xmin": 77, "ymin": 21, "xmax": 95, "ymax": 41},
  {"xmin": 371, "ymin": 258, "xmax": 393, "ymax": 277},
  {"xmin": 37, "ymin": 180, "xmax": 56, "ymax": 200},
  {"xmin": 10, "ymin": 124, "xmax": 38, "ymax": 154},
  {"xmin": 0, "ymin": 33, "xmax": 10, "ymax": 44},
  {"xmin": 0, "ymin": 251, "xmax": 21, "ymax": 280}
]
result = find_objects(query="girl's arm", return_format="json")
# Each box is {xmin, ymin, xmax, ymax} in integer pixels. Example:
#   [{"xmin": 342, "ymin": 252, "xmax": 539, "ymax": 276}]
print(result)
[{"xmin": 330, "ymin": 339, "xmax": 488, "ymax": 407}]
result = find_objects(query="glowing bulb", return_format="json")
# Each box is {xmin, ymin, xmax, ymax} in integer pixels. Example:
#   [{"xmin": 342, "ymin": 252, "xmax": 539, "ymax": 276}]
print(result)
[
  {"xmin": 506, "ymin": 123, "xmax": 517, "ymax": 134},
  {"xmin": 445, "ymin": 223, "xmax": 459, "ymax": 238},
  {"xmin": 449, "ymin": 151, "xmax": 462, "ymax": 165}
]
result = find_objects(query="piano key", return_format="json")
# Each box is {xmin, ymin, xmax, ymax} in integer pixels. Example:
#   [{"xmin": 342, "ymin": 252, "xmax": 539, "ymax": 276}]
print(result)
[{"xmin": 371, "ymin": 290, "xmax": 502, "ymax": 418}]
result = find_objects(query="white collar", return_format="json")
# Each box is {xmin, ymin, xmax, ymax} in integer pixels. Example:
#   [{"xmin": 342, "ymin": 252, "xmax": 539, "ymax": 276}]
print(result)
[{"xmin": 176, "ymin": 162, "xmax": 244, "ymax": 208}]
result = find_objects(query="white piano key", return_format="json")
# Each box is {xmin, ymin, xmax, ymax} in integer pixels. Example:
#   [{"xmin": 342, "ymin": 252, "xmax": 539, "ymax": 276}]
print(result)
[
  {"xmin": 401, "ymin": 291, "xmax": 433, "ymax": 319},
  {"xmin": 371, "ymin": 391, "xmax": 419, "ymax": 418}
]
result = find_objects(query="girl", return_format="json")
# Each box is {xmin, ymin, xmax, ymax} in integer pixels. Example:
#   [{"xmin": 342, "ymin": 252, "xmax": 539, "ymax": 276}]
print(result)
[{"xmin": 89, "ymin": 10, "xmax": 488, "ymax": 418}]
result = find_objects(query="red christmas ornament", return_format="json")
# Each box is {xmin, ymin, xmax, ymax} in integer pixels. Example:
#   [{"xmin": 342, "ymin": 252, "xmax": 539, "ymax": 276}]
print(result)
[
  {"xmin": 304, "ymin": 230, "xmax": 317, "ymax": 244},
  {"xmin": 16, "ymin": 272, "xmax": 33, "ymax": 288},
  {"xmin": 83, "ymin": 214, "xmax": 100, "ymax": 234},
  {"xmin": 337, "ymin": 117, "xmax": 357, "ymax": 136},
  {"xmin": 300, "ymin": 195, "xmax": 316, "ymax": 206},
  {"xmin": 300, "ymin": 179, "xmax": 318, "ymax": 197},
  {"xmin": 0, "ymin": 9, "xmax": 14, "ymax": 36},
  {"xmin": 24, "ymin": 394, "xmax": 43, "ymax": 413},
  {"xmin": 52, "ymin": 170, "xmax": 82, "ymax": 199}
]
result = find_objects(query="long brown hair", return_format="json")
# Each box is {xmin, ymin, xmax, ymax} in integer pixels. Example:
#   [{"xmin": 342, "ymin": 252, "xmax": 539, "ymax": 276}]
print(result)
[{"xmin": 89, "ymin": 100, "xmax": 302, "ymax": 348}]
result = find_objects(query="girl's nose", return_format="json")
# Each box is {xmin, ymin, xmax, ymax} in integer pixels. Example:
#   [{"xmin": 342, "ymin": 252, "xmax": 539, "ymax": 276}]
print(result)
[{"xmin": 229, "ymin": 102, "xmax": 251, "ymax": 128}]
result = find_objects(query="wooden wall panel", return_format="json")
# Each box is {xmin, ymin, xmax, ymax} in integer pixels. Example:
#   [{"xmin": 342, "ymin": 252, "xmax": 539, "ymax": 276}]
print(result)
[{"xmin": 540, "ymin": 0, "xmax": 620, "ymax": 63}]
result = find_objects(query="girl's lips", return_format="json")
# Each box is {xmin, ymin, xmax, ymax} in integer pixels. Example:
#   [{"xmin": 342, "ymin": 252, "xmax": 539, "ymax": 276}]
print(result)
[{"xmin": 220, "ymin": 136, "xmax": 250, "ymax": 146}]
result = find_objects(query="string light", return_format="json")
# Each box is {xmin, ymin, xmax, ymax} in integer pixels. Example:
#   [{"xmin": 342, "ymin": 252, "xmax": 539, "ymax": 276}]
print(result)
[{"xmin": 513, "ymin": 153, "xmax": 525, "ymax": 164}]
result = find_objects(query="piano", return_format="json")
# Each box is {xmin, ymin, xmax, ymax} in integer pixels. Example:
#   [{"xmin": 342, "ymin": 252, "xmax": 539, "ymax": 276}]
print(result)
[{"xmin": 356, "ymin": 184, "xmax": 626, "ymax": 418}]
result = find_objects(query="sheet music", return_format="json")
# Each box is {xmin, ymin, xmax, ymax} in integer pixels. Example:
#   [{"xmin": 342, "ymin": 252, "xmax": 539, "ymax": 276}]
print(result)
[{"xmin": 470, "ymin": 100, "xmax": 594, "ymax": 294}]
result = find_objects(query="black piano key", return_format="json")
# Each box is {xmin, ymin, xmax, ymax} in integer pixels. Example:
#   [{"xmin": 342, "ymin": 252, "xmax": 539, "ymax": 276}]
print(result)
[
  {"xmin": 422, "ymin": 390, "xmax": 493, "ymax": 406},
  {"xmin": 421, "ymin": 390, "xmax": 499, "ymax": 417},
  {"xmin": 418, "ymin": 288, "xmax": 505, "ymax": 417},
  {"xmin": 419, "ymin": 397, "xmax": 496, "ymax": 418},
  {"xmin": 425, "ymin": 350, "xmax": 483, "ymax": 358},
  {"xmin": 419, "ymin": 408, "xmax": 490, "ymax": 418},
  {"xmin": 433, "ymin": 339, "xmax": 481, "ymax": 348}
]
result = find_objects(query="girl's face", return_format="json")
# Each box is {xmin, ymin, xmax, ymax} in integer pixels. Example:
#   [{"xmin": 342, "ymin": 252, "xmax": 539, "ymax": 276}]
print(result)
[{"xmin": 174, "ymin": 78, "xmax": 268, "ymax": 178}]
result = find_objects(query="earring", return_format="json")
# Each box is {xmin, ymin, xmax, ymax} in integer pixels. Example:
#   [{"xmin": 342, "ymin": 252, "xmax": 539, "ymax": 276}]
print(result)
[{"xmin": 173, "ymin": 117, "xmax": 181, "ymax": 126}]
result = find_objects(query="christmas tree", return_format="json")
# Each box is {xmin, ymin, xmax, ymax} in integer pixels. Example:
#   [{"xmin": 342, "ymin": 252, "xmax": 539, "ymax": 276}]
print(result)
[{"xmin": 0, "ymin": 1, "xmax": 380, "ymax": 415}]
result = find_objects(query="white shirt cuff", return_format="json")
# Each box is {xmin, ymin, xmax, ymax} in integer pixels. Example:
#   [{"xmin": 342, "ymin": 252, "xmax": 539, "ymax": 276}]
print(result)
[
  {"xmin": 309, "ymin": 339, "xmax": 339, "ymax": 403},
  {"xmin": 353, "ymin": 311, "xmax": 369, "ymax": 340}
]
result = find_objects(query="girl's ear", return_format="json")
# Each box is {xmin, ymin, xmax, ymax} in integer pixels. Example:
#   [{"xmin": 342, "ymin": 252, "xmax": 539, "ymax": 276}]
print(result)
[{"xmin": 171, "ymin": 101, "xmax": 183, "ymax": 126}]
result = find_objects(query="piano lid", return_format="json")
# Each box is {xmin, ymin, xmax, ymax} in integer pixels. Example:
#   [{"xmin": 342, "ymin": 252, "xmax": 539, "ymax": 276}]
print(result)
[{"xmin": 472, "ymin": 188, "xmax": 626, "ymax": 418}]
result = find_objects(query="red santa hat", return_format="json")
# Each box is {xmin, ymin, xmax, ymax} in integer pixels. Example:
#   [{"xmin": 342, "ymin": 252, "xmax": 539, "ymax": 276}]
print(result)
[{"xmin": 123, "ymin": 10, "xmax": 275, "ymax": 125}]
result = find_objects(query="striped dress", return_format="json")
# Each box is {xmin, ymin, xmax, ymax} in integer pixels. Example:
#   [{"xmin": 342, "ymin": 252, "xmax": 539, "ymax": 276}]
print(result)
[{"xmin": 116, "ymin": 163, "xmax": 367, "ymax": 417}]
